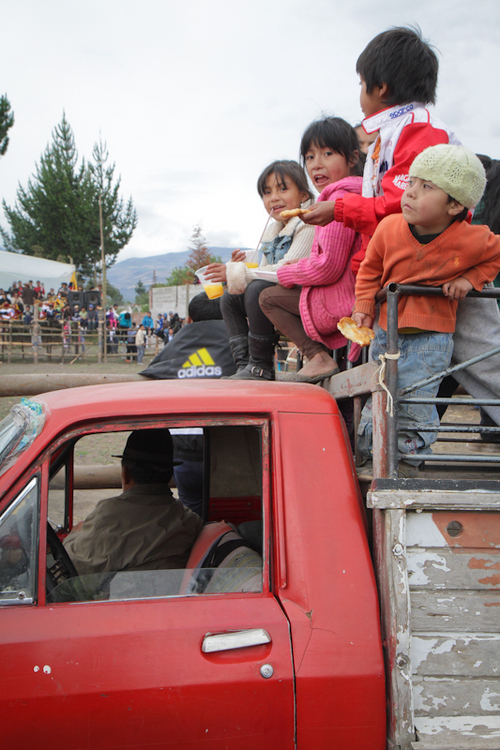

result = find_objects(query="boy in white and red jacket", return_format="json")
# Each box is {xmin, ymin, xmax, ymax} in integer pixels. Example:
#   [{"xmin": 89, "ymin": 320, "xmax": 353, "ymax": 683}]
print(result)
[{"xmin": 303, "ymin": 25, "xmax": 500, "ymax": 428}]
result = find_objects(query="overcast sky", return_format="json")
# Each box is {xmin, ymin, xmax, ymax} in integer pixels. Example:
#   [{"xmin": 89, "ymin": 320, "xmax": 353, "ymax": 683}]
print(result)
[{"xmin": 1, "ymin": 0, "xmax": 499, "ymax": 271}]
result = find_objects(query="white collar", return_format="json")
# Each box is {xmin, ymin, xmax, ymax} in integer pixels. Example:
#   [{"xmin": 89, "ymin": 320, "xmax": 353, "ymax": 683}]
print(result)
[{"xmin": 363, "ymin": 102, "xmax": 425, "ymax": 133}]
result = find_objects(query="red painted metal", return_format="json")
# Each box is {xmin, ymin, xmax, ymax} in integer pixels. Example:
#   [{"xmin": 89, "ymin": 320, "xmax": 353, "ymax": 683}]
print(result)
[{"xmin": 0, "ymin": 380, "xmax": 385, "ymax": 748}]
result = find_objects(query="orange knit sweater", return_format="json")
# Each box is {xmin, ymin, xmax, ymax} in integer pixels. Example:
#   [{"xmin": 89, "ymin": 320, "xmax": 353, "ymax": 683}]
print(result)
[{"xmin": 354, "ymin": 214, "xmax": 500, "ymax": 332}]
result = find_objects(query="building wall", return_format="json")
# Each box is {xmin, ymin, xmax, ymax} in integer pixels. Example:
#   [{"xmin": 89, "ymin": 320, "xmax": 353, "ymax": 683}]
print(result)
[{"xmin": 150, "ymin": 284, "xmax": 198, "ymax": 322}]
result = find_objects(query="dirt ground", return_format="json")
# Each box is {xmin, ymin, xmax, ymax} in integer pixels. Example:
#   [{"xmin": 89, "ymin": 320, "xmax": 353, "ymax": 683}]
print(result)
[{"xmin": 0, "ymin": 353, "xmax": 157, "ymax": 423}]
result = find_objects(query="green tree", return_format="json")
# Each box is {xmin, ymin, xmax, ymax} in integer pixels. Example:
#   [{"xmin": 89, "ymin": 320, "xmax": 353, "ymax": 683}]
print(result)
[
  {"xmin": 105, "ymin": 282, "xmax": 124, "ymax": 307},
  {"xmin": 1, "ymin": 114, "xmax": 137, "ymax": 280},
  {"xmin": 0, "ymin": 95, "xmax": 14, "ymax": 158},
  {"xmin": 135, "ymin": 279, "xmax": 149, "ymax": 306},
  {"xmin": 165, "ymin": 265, "xmax": 194, "ymax": 286},
  {"xmin": 85, "ymin": 138, "xmax": 137, "ymax": 280},
  {"xmin": 165, "ymin": 224, "xmax": 221, "ymax": 285}
]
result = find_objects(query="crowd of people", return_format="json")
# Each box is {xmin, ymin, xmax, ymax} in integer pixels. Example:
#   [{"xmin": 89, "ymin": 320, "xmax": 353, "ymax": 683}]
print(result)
[
  {"xmin": 0, "ymin": 280, "xmax": 101, "ymax": 328},
  {"xmin": 0, "ymin": 278, "xmax": 189, "ymax": 362}
]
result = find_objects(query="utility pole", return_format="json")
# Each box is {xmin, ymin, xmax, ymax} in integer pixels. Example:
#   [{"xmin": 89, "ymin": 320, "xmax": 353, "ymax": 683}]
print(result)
[{"xmin": 99, "ymin": 195, "xmax": 107, "ymax": 364}]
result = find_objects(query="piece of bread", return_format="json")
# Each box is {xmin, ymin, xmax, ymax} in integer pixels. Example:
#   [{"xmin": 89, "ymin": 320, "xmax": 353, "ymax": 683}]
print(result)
[
  {"xmin": 279, "ymin": 208, "xmax": 311, "ymax": 219},
  {"xmin": 337, "ymin": 317, "xmax": 375, "ymax": 347}
]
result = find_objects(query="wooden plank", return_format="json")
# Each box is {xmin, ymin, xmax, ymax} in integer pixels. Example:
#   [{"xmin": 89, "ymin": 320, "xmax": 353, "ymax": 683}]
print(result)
[
  {"xmin": 0, "ymin": 373, "xmax": 148, "ymax": 396},
  {"xmin": 413, "ymin": 676, "xmax": 500, "ymax": 716},
  {"xmin": 408, "ymin": 548, "xmax": 500, "ymax": 591},
  {"xmin": 368, "ymin": 488, "xmax": 500, "ymax": 510},
  {"xmin": 323, "ymin": 360, "xmax": 382, "ymax": 399},
  {"xmin": 412, "ymin": 740, "xmax": 500, "ymax": 749},
  {"xmin": 374, "ymin": 508, "xmax": 416, "ymax": 748},
  {"xmin": 412, "ymin": 634, "xmax": 500, "ymax": 677},
  {"xmin": 411, "ymin": 591, "xmax": 500, "ymax": 633},
  {"xmin": 413, "ymin": 716, "xmax": 500, "ymax": 744},
  {"xmin": 50, "ymin": 464, "xmax": 122, "ymax": 490}
]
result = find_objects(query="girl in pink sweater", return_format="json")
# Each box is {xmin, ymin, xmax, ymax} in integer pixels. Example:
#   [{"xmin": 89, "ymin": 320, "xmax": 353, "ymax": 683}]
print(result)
[{"xmin": 260, "ymin": 117, "xmax": 362, "ymax": 383}]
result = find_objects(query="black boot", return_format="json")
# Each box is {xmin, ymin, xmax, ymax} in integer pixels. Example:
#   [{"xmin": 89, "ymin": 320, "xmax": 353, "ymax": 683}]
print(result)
[
  {"xmin": 229, "ymin": 333, "xmax": 278, "ymax": 381},
  {"xmin": 228, "ymin": 334, "xmax": 249, "ymax": 373}
]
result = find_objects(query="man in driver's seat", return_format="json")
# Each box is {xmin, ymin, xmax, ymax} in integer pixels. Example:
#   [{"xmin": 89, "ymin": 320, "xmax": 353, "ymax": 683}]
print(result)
[{"xmin": 64, "ymin": 429, "xmax": 203, "ymax": 576}]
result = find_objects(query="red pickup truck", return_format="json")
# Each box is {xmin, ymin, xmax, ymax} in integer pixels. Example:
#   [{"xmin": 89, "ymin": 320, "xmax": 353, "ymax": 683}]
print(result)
[{"xmin": 0, "ymin": 377, "xmax": 498, "ymax": 749}]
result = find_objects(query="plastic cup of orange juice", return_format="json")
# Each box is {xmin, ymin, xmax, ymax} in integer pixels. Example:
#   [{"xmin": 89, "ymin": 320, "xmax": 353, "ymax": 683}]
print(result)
[
  {"xmin": 244, "ymin": 249, "xmax": 259, "ymax": 269},
  {"xmin": 195, "ymin": 266, "xmax": 224, "ymax": 299}
]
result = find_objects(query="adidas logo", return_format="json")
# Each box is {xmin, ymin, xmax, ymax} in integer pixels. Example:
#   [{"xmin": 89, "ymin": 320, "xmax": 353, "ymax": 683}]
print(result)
[{"xmin": 178, "ymin": 348, "xmax": 222, "ymax": 378}]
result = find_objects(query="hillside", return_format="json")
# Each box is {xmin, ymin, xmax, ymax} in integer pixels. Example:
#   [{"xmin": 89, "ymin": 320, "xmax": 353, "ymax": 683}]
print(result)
[{"xmin": 107, "ymin": 247, "xmax": 237, "ymax": 300}]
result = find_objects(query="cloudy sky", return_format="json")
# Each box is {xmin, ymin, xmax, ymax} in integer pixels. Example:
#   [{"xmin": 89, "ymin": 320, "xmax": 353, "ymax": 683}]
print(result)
[{"xmin": 1, "ymin": 0, "xmax": 499, "ymax": 270}]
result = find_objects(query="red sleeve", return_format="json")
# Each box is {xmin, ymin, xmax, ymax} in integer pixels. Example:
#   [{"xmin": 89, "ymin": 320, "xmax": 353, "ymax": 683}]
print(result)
[{"xmin": 336, "ymin": 122, "xmax": 450, "ymax": 239}]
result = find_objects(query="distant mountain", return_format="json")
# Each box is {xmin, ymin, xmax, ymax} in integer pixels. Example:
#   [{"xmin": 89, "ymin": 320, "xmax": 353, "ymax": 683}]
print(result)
[{"xmin": 107, "ymin": 247, "xmax": 239, "ymax": 300}]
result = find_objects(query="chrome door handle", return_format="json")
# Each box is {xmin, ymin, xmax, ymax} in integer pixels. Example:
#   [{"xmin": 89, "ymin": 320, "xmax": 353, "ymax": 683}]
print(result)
[{"xmin": 202, "ymin": 628, "xmax": 271, "ymax": 653}]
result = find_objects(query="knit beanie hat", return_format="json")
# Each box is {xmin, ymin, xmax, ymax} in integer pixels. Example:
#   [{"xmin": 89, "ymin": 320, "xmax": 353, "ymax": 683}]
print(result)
[{"xmin": 409, "ymin": 144, "xmax": 486, "ymax": 209}]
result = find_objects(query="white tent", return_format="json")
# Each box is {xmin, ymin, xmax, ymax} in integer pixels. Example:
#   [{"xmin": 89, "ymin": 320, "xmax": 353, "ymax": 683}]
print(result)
[{"xmin": 0, "ymin": 251, "xmax": 76, "ymax": 293}]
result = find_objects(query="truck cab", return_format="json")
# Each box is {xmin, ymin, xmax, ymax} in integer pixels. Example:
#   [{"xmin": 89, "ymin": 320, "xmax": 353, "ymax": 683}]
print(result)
[{"xmin": 0, "ymin": 380, "xmax": 385, "ymax": 749}]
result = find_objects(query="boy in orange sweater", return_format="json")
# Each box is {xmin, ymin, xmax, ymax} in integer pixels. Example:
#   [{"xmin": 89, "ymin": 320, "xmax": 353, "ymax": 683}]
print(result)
[{"xmin": 352, "ymin": 144, "xmax": 500, "ymax": 472}]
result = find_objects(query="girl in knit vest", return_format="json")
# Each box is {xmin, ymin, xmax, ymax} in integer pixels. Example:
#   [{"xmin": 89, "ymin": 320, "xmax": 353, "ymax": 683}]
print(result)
[
  {"xmin": 205, "ymin": 160, "xmax": 315, "ymax": 380},
  {"xmin": 259, "ymin": 117, "xmax": 363, "ymax": 384}
]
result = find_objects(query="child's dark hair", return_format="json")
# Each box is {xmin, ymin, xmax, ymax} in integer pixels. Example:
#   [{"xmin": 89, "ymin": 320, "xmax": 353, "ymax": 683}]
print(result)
[
  {"xmin": 356, "ymin": 26, "xmax": 438, "ymax": 106},
  {"xmin": 300, "ymin": 117, "xmax": 362, "ymax": 177},
  {"xmin": 188, "ymin": 291, "xmax": 223, "ymax": 321},
  {"xmin": 476, "ymin": 160, "xmax": 500, "ymax": 234},
  {"xmin": 257, "ymin": 160, "xmax": 314, "ymax": 202},
  {"xmin": 447, "ymin": 195, "xmax": 468, "ymax": 223}
]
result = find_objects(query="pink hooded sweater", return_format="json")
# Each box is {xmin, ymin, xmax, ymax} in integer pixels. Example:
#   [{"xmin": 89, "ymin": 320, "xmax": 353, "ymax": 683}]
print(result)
[{"xmin": 277, "ymin": 176, "xmax": 362, "ymax": 350}]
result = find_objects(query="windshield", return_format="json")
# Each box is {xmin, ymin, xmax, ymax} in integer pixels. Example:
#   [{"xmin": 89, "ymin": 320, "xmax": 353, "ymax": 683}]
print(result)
[{"xmin": 0, "ymin": 399, "xmax": 45, "ymax": 477}]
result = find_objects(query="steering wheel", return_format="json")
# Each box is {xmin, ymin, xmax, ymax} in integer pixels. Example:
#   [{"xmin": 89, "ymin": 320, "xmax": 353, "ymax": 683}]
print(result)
[{"xmin": 46, "ymin": 522, "xmax": 79, "ymax": 600}]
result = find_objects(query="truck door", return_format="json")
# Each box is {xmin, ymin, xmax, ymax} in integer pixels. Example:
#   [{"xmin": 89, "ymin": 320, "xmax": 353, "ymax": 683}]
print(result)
[{"xmin": 0, "ymin": 421, "xmax": 295, "ymax": 750}]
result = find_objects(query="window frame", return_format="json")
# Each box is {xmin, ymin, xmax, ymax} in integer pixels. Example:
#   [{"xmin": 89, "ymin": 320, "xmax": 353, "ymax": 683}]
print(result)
[
  {"xmin": 39, "ymin": 415, "xmax": 271, "ymax": 606},
  {"xmin": 0, "ymin": 475, "xmax": 40, "ymax": 607}
]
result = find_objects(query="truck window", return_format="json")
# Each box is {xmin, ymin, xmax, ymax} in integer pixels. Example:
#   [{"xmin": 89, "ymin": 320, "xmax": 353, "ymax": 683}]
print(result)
[
  {"xmin": 0, "ymin": 477, "xmax": 39, "ymax": 606},
  {"xmin": 45, "ymin": 422, "xmax": 266, "ymax": 604}
]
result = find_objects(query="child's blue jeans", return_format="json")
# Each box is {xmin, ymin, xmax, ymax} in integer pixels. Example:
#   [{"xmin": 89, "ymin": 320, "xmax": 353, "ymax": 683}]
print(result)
[{"xmin": 357, "ymin": 328, "xmax": 453, "ymax": 464}]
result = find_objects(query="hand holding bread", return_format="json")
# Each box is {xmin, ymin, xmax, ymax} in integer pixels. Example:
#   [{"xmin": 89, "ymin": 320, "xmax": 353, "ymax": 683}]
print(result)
[{"xmin": 337, "ymin": 317, "xmax": 375, "ymax": 347}]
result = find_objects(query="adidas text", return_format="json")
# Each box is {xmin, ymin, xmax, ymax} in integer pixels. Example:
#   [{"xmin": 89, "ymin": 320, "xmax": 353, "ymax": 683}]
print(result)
[{"xmin": 178, "ymin": 365, "xmax": 222, "ymax": 378}]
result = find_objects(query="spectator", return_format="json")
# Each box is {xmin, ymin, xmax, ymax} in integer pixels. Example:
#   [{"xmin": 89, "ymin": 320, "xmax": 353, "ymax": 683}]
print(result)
[
  {"xmin": 58, "ymin": 282, "xmax": 69, "ymax": 299},
  {"xmin": 87, "ymin": 304, "xmax": 98, "ymax": 330},
  {"xmin": 63, "ymin": 429, "xmax": 203, "ymax": 575},
  {"xmin": 22, "ymin": 282, "xmax": 36, "ymax": 307},
  {"xmin": 142, "ymin": 311, "xmax": 154, "ymax": 345},
  {"xmin": 126, "ymin": 323, "xmax": 137, "ymax": 362},
  {"xmin": 136, "ymin": 324, "xmax": 147, "ymax": 364}
]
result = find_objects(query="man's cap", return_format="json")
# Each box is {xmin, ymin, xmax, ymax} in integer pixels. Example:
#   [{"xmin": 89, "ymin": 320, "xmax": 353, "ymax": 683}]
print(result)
[
  {"xmin": 112, "ymin": 428, "xmax": 180, "ymax": 466},
  {"xmin": 410, "ymin": 144, "xmax": 486, "ymax": 209}
]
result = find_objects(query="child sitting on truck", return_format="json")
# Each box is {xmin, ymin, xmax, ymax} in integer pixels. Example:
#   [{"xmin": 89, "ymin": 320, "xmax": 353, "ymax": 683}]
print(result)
[
  {"xmin": 301, "ymin": 25, "xmax": 500, "ymax": 430},
  {"xmin": 352, "ymin": 144, "xmax": 500, "ymax": 473},
  {"xmin": 205, "ymin": 160, "xmax": 315, "ymax": 381}
]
